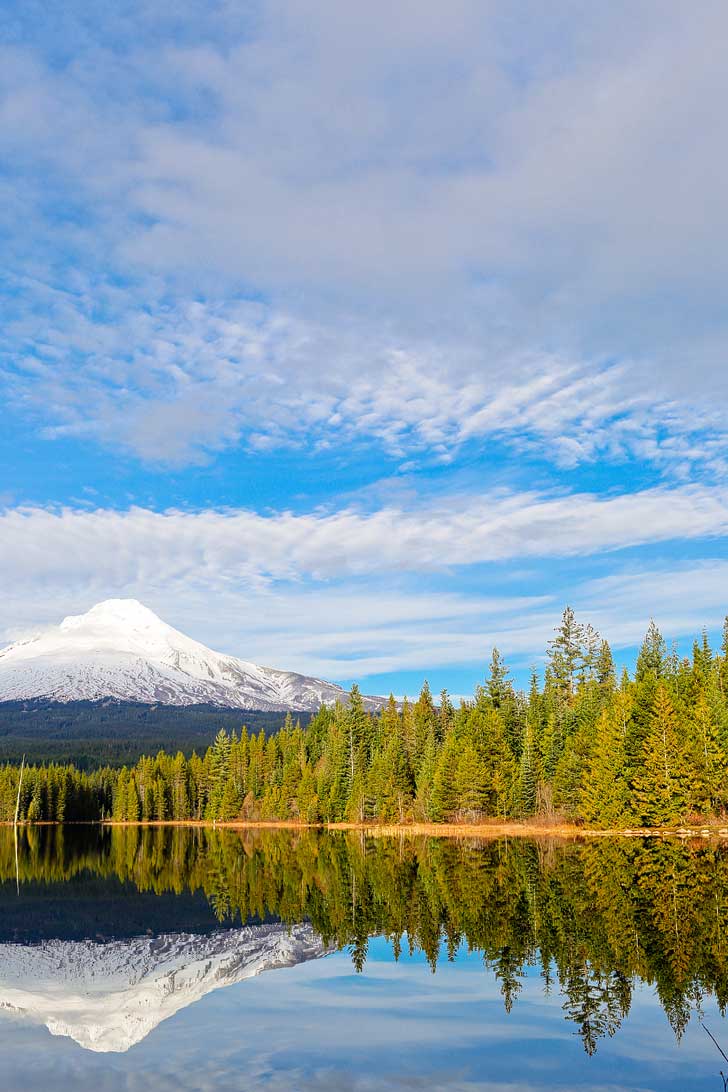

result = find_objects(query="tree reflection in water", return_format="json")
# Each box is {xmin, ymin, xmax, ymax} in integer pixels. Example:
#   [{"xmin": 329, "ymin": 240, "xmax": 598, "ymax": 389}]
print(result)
[{"xmin": 3, "ymin": 825, "xmax": 728, "ymax": 1056}]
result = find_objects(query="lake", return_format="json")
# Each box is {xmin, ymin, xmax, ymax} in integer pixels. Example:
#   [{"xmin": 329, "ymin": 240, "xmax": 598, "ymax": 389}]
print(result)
[{"xmin": 0, "ymin": 826, "xmax": 726, "ymax": 1090}]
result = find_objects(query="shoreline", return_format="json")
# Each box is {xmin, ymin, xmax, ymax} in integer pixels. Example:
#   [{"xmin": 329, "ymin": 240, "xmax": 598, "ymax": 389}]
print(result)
[{"xmin": 5, "ymin": 817, "xmax": 728, "ymax": 840}]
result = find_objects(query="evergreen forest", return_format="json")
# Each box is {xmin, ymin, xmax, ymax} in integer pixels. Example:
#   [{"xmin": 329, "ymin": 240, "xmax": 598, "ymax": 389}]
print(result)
[
  {"xmin": 2, "ymin": 610, "xmax": 728, "ymax": 829},
  {"xmin": 0, "ymin": 702, "xmax": 303, "ymax": 767}
]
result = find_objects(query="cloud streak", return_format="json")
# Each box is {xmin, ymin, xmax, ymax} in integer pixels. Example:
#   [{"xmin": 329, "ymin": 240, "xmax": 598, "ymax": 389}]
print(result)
[
  {"xmin": 4, "ymin": 283, "xmax": 728, "ymax": 476},
  {"xmin": 3, "ymin": 484, "xmax": 728, "ymax": 586},
  {"xmin": 1, "ymin": 489, "xmax": 726, "ymax": 681}
]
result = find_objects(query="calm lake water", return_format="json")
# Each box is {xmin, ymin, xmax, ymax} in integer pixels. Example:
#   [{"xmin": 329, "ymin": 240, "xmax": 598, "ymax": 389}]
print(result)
[{"xmin": 0, "ymin": 827, "xmax": 727, "ymax": 1090}]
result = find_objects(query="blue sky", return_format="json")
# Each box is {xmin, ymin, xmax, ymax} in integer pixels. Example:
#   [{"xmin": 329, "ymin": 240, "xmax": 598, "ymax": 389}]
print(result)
[{"xmin": 2, "ymin": 1, "xmax": 728, "ymax": 696}]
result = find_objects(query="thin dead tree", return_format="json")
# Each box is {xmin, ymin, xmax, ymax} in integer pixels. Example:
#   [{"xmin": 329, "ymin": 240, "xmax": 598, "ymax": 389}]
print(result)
[
  {"xmin": 13, "ymin": 755, "xmax": 25, "ymax": 827},
  {"xmin": 703, "ymin": 1023, "xmax": 728, "ymax": 1091},
  {"xmin": 13, "ymin": 755, "xmax": 25, "ymax": 897}
]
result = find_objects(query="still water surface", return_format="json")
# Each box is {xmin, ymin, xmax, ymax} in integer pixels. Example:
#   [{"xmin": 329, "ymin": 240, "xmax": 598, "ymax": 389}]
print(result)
[{"xmin": 0, "ymin": 826, "xmax": 726, "ymax": 1090}]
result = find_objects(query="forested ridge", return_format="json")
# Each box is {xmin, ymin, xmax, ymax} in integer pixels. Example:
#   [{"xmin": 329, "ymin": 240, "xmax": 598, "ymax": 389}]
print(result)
[
  {"xmin": 0, "ymin": 702, "xmax": 303, "ymax": 767},
  {"xmin": 2, "ymin": 609, "xmax": 728, "ymax": 829}
]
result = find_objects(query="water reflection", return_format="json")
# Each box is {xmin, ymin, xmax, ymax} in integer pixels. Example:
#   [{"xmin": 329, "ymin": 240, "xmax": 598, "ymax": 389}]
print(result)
[
  {"xmin": 0, "ymin": 921, "xmax": 327, "ymax": 1052},
  {"xmin": 1, "ymin": 826, "xmax": 727, "ymax": 1065}
]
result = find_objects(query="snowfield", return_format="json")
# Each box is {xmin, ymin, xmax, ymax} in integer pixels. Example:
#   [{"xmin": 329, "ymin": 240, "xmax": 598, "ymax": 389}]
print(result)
[{"xmin": 0, "ymin": 599, "xmax": 385, "ymax": 712}]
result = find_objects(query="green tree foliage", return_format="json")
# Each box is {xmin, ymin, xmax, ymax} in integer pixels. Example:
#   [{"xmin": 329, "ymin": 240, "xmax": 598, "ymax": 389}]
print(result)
[
  {"xmin": 636, "ymin": 621, "xmax": 668, "ymax": 681},
  {"xmin": 633, "ymin": 685, "xmax": 691, "ymax": 825},
  {"xmin": 547, "ymin": 606, "xmax": 584, "ymax": 704},
  {"xmin": 580, "ymin": 710, "xmax": 631, "ymax": 827},
  {"xmin": 3, "ymin": 612, "xmax": 728, "ymax": 829}
]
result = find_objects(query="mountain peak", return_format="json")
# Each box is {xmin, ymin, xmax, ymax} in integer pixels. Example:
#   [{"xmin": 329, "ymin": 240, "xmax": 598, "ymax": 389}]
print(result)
[
  {"xmin": 0, "ymin": 601, "xmax": 386, "ymax": 712},
  {"xmin": 61, "ymin": 599, "xmax": 166, "ymax": 632}
]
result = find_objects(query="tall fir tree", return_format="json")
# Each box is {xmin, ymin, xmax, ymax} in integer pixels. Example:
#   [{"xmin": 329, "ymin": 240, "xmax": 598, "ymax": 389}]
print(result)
[
  {"xmin": 547, "ymin": 607, "xmax": 585, "ymax": 704},
  {"xmin": 580, "ymin": 710, "xmax": 630, "ymax": 827},
  {"xmin": 633, "ymin": 685, "xmax": 691, "ymax": 826}
]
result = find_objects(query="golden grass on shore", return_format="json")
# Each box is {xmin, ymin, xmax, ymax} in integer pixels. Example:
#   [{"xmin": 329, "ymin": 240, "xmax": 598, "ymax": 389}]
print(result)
[{"xmin": 5, "ymin": 817, "xmax": 728, "ymax": 840}]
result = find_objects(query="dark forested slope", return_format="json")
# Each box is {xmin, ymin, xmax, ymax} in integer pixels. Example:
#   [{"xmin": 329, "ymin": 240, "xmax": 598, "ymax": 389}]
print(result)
[{"xmin": 0, "ymin": 700, "xmax": 310, "ymax": 767}]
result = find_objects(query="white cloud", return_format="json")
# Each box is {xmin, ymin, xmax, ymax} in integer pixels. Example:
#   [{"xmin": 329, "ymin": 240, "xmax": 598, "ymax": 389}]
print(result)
[
  {"xmin": 3, "ymin": 3, "xmax": 728, "ymax": 468},
  {"xmin": 3, "ymin": 284, "xmax": 727, "ymax": 473},
  {"xmin": 0, "ymin": 489, "xmax": 726, "ymax": 680},
  {"xmin": 3, "ymin": 484, "xmax": 728, "ymax": 586}
]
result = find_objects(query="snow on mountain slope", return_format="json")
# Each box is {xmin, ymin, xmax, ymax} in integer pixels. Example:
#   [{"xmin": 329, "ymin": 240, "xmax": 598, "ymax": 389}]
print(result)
[
  {"xmin": 0, "ymin": 599, "xmax": 385, "ymax": 711},
  {"xmin": 0, "ymin": 922, "xmax": 329, "ymax": 1052}
]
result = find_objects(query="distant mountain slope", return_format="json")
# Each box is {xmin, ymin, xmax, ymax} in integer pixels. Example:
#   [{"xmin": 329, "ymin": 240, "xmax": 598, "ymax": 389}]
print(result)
[
  {"xmin": 0, "ymin": 700, "xmax": 310, "ymax": 767},
  {"xmin": 0, "ymin": 599, "xmax": 385, "ymax": 712},
  {"xmin": 0, "ymin": 922, "xmax": 329, "ymax": 1052}
]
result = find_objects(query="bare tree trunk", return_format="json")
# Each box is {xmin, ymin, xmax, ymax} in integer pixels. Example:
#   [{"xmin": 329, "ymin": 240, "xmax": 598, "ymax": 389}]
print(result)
[
  {"xmin": 14, "ymin": 756, "xmax": 25, "ymax": 827},
  {"xmin": 14, "ymin": 756, "xmax": 24, "ymax": 898}
]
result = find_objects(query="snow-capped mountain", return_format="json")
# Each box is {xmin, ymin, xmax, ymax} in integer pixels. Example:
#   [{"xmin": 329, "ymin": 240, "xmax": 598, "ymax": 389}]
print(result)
[
  {"xmin": 0, "ymin": 599, "xmax": 385, "ymax": 711},
  {"xmin": 0, "ymin": 922, "xmax": 329, "ymax": 1052}
]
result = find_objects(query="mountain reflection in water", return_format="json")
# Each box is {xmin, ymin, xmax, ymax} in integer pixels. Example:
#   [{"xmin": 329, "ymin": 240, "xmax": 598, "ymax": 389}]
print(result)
[
  {"xmin": 0, "ymin": 825, "xmax": 727, "ymax": 1069},
  {"xmin": 0, "ymin": 922, "xmax": 328, "ymax": 1052}
]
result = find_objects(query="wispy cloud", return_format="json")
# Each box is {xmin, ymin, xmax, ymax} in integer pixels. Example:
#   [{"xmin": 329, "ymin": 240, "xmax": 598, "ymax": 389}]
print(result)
[
  {"xmin": 3, "ymin": 484, "xmax": 728, "ymax": 585},
  {"xmin": 3, "ymin": 3, "xmax": 728, "ymax": 470},
  {"xmin": 1, "ymin": 493, "xmax": 726, "ymax": 681},
  {"xmin": 3, "ymin": 284, "xmax": 727, "ymax": 474}
]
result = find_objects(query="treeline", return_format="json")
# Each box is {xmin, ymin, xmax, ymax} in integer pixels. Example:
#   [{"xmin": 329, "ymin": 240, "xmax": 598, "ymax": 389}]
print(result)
[
  {"xmin": 5, "ymin": 825, "xmax": 728, "ymax": 1052},
  {"xmin": 2, "ymin": 609, "xmax": 728, "ymax": 828}
]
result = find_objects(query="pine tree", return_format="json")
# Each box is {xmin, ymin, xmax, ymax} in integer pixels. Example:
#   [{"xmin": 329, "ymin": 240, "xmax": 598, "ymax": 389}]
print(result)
[
  {"xmin": 431, "ymin": 733, "xmax": 459, "ymax": 821},
  {"xmin": 547, "ymin": 607, "xmax": 584, "ymax": 704},
  {"xmin": 519, "ymin": 723, "xmax": 538, "ymax": 817},
  {"xmin": 453, "ymin": 743, "xmax": 489, "ymax": 817},
  {"xmin": 126, "ymin": 777, "xmax": 140, "ymax": 823},
  {"xmin": 595, "ymin": 641, "xmax": 616, "ymax": 693},
  {"xmin": 540, "ymin": 709, "xmax": 562, "ymax": 781},
  {"xmin": 692, "ymin": 631, "xmax": 713, "ymax": 679},
  {"xmin": 26, "ymin": 784, "xmax": 42, "ymax": 823},
  {"xmin": 373, "ymin": 731, "xmax": 413, "ymax": 822},
  {"xmin": 415, "ymin": 730, "xmax": 438, "ymax": 819},
  {"xmin": 487, "ymin": 648, "xmax": 510, "ymax": 708},
  {"xmin": 325, "ymin": 716, "xmax": 350, "ymax": 821},
  {"xmin": 113, "ymin": 768, "xmax": 129, "ymax": 822},
  {"xmin": 687, "ymin": 691, "xmax": 727, "ymax": 815},
  {"xmin": 720, "ymin": 616, "xmax": 728, "ymax": 698},
  {"xmin": 628, "ymin": 623, "xmax": 669, "ymax": 766},
  {"xmin": 347, "ymin": 768, "xmax": 368, "ymax": 823},
  {"xmin": 153, "ymin": 777, "xmax": 168, "ymax": 821},
  {"xmin": 56, "ymin": 771, "xmax": 68, "ymax": 824},
  {"xmin": 636, "ymin": 621, "xmax": 667, "ymax": 682},
  {"xmin": 219, "ymin": 774, "xmax": 243, "ymax": 820},
  {"xmin": 206, "ymin": 729, "xmax": 232, "ymax": 818},
  {"xmin": 297, "ymin": 762, "xmax": 320, "ymax": 822},
  {"xmin": 411, "ymin": 682, "xmax": 437, "ymax": 776},
  {"xmin": 578, "ymin": 624, "xmax": 602, "ymax": 685},
  {"xmin": 347, "ymin": 685, "xmax": 372, "ymax": 782},
  {"xmin": 171, "ymin": 752, "xmax": 190, "ymax": 820},
  {"xmin": 581, "ymin": 710, "xmax": 630, "ymax": 827},
  {"xmin": 380, "ymin": 694, "xmax": 400, "ymax": 744},
  {"xmin": 633, "ymin": 685, "xmax": 690, "ymax": 826},
  {"xmin": 438, "ymin": 689, "xmax": 454, "ymax": 740},
  {"xmin": 484, "ymin": 708, "xmax": 518, "ymax": 818}
]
